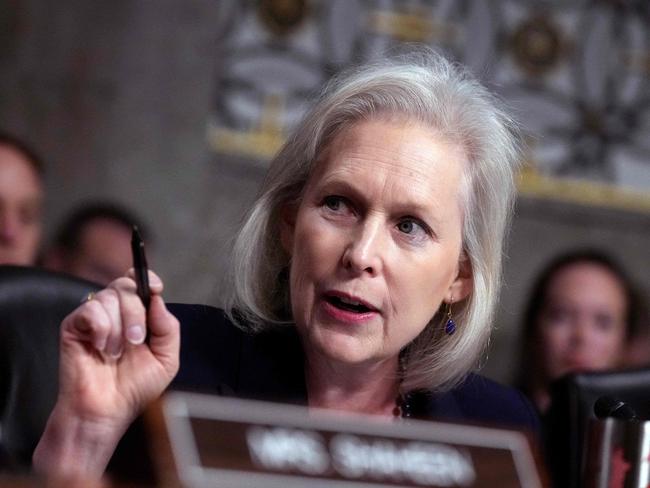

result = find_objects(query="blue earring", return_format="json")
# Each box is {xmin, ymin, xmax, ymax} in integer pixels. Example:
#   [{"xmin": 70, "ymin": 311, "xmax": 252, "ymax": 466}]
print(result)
[{"xmin": 445, "ymin": 301, "xmax": 456, "ymax": 335}]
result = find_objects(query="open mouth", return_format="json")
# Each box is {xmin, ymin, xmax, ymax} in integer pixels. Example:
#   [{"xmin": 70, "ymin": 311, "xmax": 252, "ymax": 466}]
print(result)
[{"xmin": 325, "ymin": 294, "xmax": 376, "ymax": 314}]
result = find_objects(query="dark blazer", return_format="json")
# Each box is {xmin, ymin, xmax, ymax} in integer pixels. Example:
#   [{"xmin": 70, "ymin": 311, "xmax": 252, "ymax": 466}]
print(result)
[{"xmin": 170, "ymin": 304, "xmax": 540, "ymax": 433}]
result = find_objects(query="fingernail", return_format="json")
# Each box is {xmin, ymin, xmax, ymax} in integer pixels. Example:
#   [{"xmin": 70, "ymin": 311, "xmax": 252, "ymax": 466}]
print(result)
[
  {"xmin": 94, "ymin": 336, "xmax": 107, "ymax": 351},
  {"xmin": 126, "ymin": 325, "xmax": 146, "ymax": 345},
  {"xmin": 109, "ymin": 349, "xmax": 123, "ymax": 359},
  {"xmin": 107, "ymin": 344, "xmax": 123, "ymax": 359}
]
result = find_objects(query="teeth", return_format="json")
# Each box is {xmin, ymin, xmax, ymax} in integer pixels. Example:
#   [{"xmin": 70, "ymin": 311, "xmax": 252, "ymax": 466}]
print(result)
[{"xmin": 339, "ymin": 296, "xmax": 362, "ymax": 306}]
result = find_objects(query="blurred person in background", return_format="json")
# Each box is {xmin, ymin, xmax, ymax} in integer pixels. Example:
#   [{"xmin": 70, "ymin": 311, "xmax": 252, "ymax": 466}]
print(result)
[
  {"xmin": 623, "ymin": 312, "xmax": 650, "ymax": 369},
  {"xmin": 43, "ymin": 202, "xmax": 149, "ymax": 286},
  {"xmin": 517, "ymin": 249, "xmax": 647, "ymax": 413},
  {"xmin": 0, "ymin": 132, "xmax": 44, "ymax": 266}
]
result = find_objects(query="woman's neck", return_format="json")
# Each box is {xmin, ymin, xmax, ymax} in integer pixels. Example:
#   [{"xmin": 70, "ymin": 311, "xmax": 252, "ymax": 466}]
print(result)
[{"xmin": 304, "ymin": 353, "xmax": 401, "ymax": 417}]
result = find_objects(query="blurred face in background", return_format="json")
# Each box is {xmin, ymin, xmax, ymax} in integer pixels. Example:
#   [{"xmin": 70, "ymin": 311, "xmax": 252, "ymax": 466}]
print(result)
[
  {"xmin": 63, "ymin": 218, "xmax": 133, "ymax": 285},
  {"xmin": 0, "ymin": 144, "xmax": 43, "ymax": 265},
  {"xmin": 537, "ymin": 261, "xmax": 628, "ymax": 382}
]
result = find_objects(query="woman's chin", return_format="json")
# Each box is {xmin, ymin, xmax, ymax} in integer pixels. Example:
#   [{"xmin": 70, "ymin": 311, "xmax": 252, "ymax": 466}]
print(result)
[{"xmin": 308, "ymin": 329, "xmax": 390, "ymax": 366}]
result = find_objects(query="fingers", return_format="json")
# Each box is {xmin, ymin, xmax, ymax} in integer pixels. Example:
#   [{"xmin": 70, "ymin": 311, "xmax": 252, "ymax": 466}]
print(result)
[
  {"xmin": 65, "ymin": 286, "xmax": 138, "ymax": 359},
  {"xmin": 111, "ymin": 277, "xmax": 147, "ymax": 348},
  {"xmin": 94, "ymin": 289, "xmax": 124, "ymax": 357},
  {"xmin": 146, "ymin": 294, "xmax": 180, "ymax": 374},
  {"xmin": 126, "ymin": 269, "xmax": 163, "ymax": 295},
  {"xmin": 64, "ymin": 297, "xmax": 113, "ymax": 352},
  {"xmin": 63, "ymin": 271, "xmax": 168, "ymax": 359}
]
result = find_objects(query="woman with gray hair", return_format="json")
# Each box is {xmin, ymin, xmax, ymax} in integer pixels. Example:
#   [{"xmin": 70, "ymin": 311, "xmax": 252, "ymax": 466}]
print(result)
[{"xmin": 33, "ymin": 49, "xmax": 538, "ymax": 479}]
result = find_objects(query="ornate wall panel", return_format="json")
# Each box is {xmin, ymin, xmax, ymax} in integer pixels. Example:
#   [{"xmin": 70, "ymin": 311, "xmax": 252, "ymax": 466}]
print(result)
[{"xmin": 209, "ymin": 0, "xmax": 650, "ymax": 211}]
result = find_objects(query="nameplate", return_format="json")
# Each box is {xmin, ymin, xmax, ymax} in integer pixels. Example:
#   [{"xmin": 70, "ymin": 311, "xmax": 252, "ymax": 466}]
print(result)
[{"xmin": 149, "ymin": 392, "xmax": 542, "ymax": 488}]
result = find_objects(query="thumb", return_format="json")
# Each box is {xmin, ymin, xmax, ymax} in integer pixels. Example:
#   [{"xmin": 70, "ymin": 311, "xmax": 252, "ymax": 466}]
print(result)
[{"xmin": 147, "ymin": 295, "xmax": 180, "ymax": 373}]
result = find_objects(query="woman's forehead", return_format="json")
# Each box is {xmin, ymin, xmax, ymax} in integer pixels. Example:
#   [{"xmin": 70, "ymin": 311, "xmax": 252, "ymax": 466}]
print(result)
[
  {"xmin": 312, "ymin": 118, "xmax": 466, "ymax": 175},
  {"xmin": 301, "ymin": 119, "xmax": 467, "ymax": 224}
]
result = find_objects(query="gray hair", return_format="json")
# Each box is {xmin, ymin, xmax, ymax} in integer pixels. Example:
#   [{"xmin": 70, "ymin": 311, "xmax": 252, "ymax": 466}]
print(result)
[{"xmin": 226, "ymin": 48, "xmax": 522, "ymax": 392}]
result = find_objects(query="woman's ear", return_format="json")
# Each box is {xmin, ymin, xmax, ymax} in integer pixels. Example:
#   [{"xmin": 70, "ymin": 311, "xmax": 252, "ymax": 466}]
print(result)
[
  {"xmin": 445, "ymin": 252, "xmax": 473, "ymax": 303},
  {"xmin": 279, "ymin": 203, "xmax": 298, "ymax": 255}
]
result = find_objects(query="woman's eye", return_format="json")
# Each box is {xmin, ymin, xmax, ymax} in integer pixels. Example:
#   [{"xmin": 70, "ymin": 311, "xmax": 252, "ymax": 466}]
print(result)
[
  {"xmin": 323, "ymin": 195, "xmax": 347, "ymax": 212},
  {"xmin": 594, "ymin": 314, "xmax": 615, "ymax": 332},
  {"xmin": 396, "ymin": 218, "xmax": 429, "ymax": 240},
  {"xmin": 543, "ymin": 307, "xmax": 571, "ymax": 327},
  {"xmin": 20, "ymin": 206, "xmax": 40, "ymax": 226},
  {"xmin": 397, "ymin": 220, "xmax": 415, "ymax": 234}
]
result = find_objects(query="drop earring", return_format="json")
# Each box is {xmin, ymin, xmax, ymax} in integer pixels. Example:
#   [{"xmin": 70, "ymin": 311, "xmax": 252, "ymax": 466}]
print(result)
[{"xmin": 445, "ymin": 300, "xmax": 456, "ymax": 335}]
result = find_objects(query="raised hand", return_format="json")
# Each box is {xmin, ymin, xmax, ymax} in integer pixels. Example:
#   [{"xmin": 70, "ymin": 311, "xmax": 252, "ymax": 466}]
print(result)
[{"xmin": 33, "ymin": 270, "xmax": 179, "ymax": 479}]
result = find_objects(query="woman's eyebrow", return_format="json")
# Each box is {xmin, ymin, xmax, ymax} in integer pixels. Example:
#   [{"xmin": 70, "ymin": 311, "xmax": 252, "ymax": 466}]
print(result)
[
  {"xmin": 316, "ymin": 176, "xmax": 443, "ymax": 223},
  {"xmin": 314, "ymin": 173, "xmax": 359, "ymax": 194}
]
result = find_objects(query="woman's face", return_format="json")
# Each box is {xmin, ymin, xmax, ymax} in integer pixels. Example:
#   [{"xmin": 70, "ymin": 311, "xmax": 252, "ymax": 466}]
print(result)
[
  {"xmin": 280, "ymin": 118, "xmax": 472, "ymax": 368},
  {"xmin": 538, "ymin": 262, "xmax": 628, "ymax": 382}
]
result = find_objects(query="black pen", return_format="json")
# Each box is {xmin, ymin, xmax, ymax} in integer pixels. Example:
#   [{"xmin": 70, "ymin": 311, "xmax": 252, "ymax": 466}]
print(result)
[{"xmin": 131, "ymin": 225, "xmax": 151, "ymax": 311}]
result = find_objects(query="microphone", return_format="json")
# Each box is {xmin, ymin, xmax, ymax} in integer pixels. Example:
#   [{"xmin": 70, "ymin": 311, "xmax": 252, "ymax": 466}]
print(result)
[{"xmin": 594, "ymin": 395, "xmax": 638, "ymax": 420}]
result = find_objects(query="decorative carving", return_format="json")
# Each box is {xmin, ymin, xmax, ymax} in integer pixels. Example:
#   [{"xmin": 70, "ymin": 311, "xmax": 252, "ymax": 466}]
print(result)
[
  {"xmin": 509, "ymin": 14, "xmax": 567, "ymax": 77},
  {"xmin": 258, "ymin": 0, "xmax": 309, "ymax": 36},
  {"xmin": 208, "ymin": 0, "xmax": 650, "ymax": 210}
]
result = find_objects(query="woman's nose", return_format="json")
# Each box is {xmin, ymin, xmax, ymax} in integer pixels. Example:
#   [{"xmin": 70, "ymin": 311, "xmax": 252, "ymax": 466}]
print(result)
[
  {"xmin": 569, "ymin": 320, "xmax": 591, "ymax": 346},
  {"xmin": 341, "ymin": 220, "xmax": 385, "ymax": 276},
  {"xmin": 0, "ymin": 211, "xmax": 19, "ymax": 243}
]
